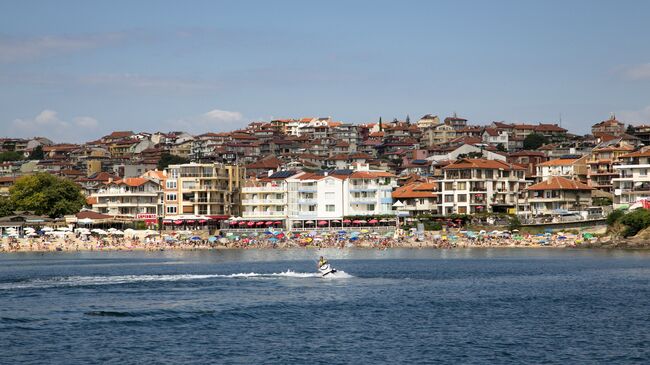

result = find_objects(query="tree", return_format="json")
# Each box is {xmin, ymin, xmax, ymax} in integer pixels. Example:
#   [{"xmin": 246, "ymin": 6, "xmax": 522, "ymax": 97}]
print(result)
[
  {"xmin": 378, "ymin": 117, "xmax": 383, "ymax": 131},
  {"xmin": 523, "ymin": 133, "xmax": 548, "ymax": 150},
  {"xmin": 606, "ymin": 209, "xmax": 625, "ymax": 226},
  {"xmin": 620, "ymin": 208, "xmax": 650, "ymax": 237},
  {"xmin": 0, "ymin": 195, "xmax": 14, "ymax": 217},
  {"xmin": 0, "ymin": 151, "xmax": 23, "ymax": 162},
  {"xmin": 30, "ymin": 145, "xmax": 44, "ymax": 160},
  {"xmin": 626, "ymin": 124, "xmax": 635, "ymax": 135},
  {"xmin": 496, "ymin": 143, "xmax": 507, "ymax": 152},
  {"xmin": 157, "ymin": 153, "xmax": 189, "ymax": 170},
  {"xmin": 9, "ymin": 173, "xmax": 85, "ymax": 218}
]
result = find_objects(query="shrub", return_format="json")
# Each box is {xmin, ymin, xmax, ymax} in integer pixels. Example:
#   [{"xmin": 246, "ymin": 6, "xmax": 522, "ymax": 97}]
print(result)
[
  {"xmin": 606, "ymin": 209, "xmax": 625, "ymax": 226},
  {"xmin": 620, "ymin": 209, "xmax": 650, "ymax": 237}
]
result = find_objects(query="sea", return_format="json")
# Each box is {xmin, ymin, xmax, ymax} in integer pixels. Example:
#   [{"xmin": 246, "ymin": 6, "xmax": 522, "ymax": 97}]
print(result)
[{"xmin": 1, "ymin": 248, "xmax": 649, "ymax": 364}]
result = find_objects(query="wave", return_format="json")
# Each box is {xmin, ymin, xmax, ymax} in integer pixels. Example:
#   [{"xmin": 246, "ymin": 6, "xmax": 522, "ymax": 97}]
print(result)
[{"xmin": 0, "ymin": 270, "xmax": 352, "ymax": 290}]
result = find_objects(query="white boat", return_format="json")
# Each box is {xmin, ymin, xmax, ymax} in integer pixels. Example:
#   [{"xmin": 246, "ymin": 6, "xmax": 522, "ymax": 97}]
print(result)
[{"xmin": 318, "ymin": 263, "xmax": 337, "ymax": 277}]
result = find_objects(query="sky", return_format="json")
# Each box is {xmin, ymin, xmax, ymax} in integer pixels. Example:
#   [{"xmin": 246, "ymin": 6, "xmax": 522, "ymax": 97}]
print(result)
[{"xmin": 1, "ymin": 0, "xmax": 650, "ymax": 142}]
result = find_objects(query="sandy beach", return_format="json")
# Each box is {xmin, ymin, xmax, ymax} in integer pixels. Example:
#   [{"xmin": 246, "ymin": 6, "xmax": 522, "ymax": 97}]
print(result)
[{"xmin": 1, "ymin": 229, "xmax": 600, "ymax": 253}]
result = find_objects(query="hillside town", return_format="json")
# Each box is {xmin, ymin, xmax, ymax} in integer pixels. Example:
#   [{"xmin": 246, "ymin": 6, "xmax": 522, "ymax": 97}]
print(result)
[{"xmin": 1, "ymin": 113, "xmax": 648, "ymax": 234}]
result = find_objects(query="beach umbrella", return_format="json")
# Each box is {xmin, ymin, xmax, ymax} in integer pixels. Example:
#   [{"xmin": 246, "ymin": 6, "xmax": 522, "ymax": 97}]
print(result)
[
  {"xmin": 268, "ymin": 237, "xmax": 278, "ymax": 242},
  {"xmin": 338, "ymin": 230, "xmax": 347, "ymax": 234},
  {"xmin": 111, "ymin": 230, "xmax": 124, "ymax": 235},
  {"xmin": 368, "ymin": 219, "xmax": 378, "ymax": 224},
  {"xmin": 343, "ymin": 219, "xmax": 351, "ymax": 224},
  {"xmin": 318, "ymin": 220, "xmax": 328, "ymax": 226},
  {"xmin": 219, "ymin": 238, "xmax": 229, "ymax": 244},
  {"xmin": 57, "ymin": 226, "xmax": 72, "ymax": 232},
  {"xmin": 208, "ymin": 236, "xmax": 217, "ymax": 242},
  {"xmin": 265, "ymin": 221, "xmax": 273, "ymax": 225},
  {"xmin": 247, "ymin": 222, "xmax": 255, "ymax": 226},
  {"xmin": 41, "ymin": 227, "xmax": 54, "ymax": 232},
  {"xmin": 174, "ymin": 220, "xmax": 183, "ymax": 225},
  {"xmin": 256, "ymin": 221, "xmax": 264, "ymax": 226},
  {"xmin": 189, "ymin": 236, "xmax": 201, "ymax": 241},
  {"xmin": 238, "ymin": 221, "xmax": 247, "ymax": 226}
]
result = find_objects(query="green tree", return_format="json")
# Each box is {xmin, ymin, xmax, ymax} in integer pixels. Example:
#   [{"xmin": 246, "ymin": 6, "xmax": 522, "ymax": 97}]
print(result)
[
  {"xmin": 496, "ymin": 143, "xmax": 507, "ymax": 152},
  {"xmin": 30, "ymin": 145, "xmax": 44, "ymax": 160},
  {"xmin": 0, "ymin": 195, "xmax": 14, "ymax": 217},
  {"xmin": 620, "ymin": 208, "xmax": 650, "ymax": 237},
  {"xmin": 0, "ymin": 151, "xmax": 23, "ymax": 162},
  {"xmin": 606, "ymin": 209, "xmax": 625, "ymax": 226},
  {"xmin": 523, "ymin": 133, "xmax": 548, "ymax": 150},
  {"xmin": 9, "ymin": 173, "xmax": 85, "ymax": 218},
  {"xmin": 626, "ymin": 124, "xmax": 635, "ymax": 135},
  {"xmin": 157, "ymin": 153, "xmax": 189, "ymax": 170}
]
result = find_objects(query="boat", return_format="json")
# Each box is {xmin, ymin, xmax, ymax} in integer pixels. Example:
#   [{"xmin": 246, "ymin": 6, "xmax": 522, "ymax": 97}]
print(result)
[{"xmin": 318, "ymin": 263, "xmax": 337, "ymax": 277}]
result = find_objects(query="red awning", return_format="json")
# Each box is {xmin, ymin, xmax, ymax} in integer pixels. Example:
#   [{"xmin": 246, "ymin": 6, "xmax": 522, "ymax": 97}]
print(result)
[
  {"xmin": 186, "ymin": 220, "xmax": 195, "ymax": 224},
  {"xmin": 247, "ymin": 222, "xmax": 255, "ymax": 226},
  {"xmin": 318, "ymin": 220, "xmax": 328, "ymax": 225},
  {"xmin": 368, "ymin": 219, "xmax": 378, "ymax": 224},
  {"xmin": 265, "ymin": 221, "xmax": 273, "ymax": 225},
  {"xmin": 163, "ymin": 220, "xmax": 172, "ymax": 225},
  {"xmin": 238, "ymin": 221, "xmax": 247, "ymax": 226},
  {"xmin": 256, "ymin": 221, "xmax": 264, "ymax": 225},
  {"xmin": 199, "ymin": 220, "xmax": 207, "ymax": 224},
  {"xmin": 174, "ymin": 220, "xmax": 183, "ymax": 225},
  {"xmin": 274, "ymin": 221, "xmax": 282, "ymax": 224},
  {"xmin": 343, "ymin": 219, "xmax": 352, "ymax": 223}
]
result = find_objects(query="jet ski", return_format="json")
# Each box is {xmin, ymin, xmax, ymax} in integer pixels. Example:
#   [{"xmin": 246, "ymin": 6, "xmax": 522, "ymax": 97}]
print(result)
[{"xmin": 318, "ymin": 263, "xmax": 337, "ymax": 277}]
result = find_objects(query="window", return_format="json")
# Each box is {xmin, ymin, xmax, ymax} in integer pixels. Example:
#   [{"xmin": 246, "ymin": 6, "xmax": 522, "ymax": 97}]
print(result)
[
  {"xmin": 166, "ymin": 193, "xmax": 177, "ymax": 201},
  {"xmin": 457, "ymin": 182, "xmax": 466, "ymax": 190},
  {"xmin": 367, "ymin": 204, "xmax": 375, "ymax": 211},
  {"xmin": 444, "ymin": 182, "xmax": 454, "ymax": 190},
  {"xmin": 457, "ymin": 194, "xmax": 467, "ymax": 203},
  {"xmin": 166, "ymin": 180, "xmax": 177, "ymax": 189},
  {"xmin": 308, "ymin": 205, "xmax": 316, "ymax": 212},
  {"xmin": 444, "ymin": 195, "xmax": 454, "ymax": 203},
  {"xmin": 326, "ymin": 205, "xmax": 335, "ymax": 212},
  {"xmin": 166, "ymin": 206, "xmax": 177, "ymax": 214}
]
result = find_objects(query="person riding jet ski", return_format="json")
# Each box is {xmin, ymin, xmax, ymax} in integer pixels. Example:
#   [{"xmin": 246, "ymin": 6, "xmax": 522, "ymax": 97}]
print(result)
[{"xmin": 317, "ymin": 256, "xmax": 328, "ymax": 268}]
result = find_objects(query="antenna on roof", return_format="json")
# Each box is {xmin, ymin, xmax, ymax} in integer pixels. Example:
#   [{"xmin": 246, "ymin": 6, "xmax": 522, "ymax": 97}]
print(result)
[{"xmin": 559, "ymin": 113, "xmax": 562, "ymax": 128}]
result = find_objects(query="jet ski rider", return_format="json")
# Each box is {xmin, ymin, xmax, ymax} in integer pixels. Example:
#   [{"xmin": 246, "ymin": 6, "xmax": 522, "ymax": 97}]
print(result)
[{"xmin": 318, "ymin": 256, "xmax": 328, "ymax": 268}]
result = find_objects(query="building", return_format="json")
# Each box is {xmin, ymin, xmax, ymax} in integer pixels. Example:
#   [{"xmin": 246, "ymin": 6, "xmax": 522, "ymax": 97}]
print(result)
[
  {"xmin": 592, "ymin": 115, "xmax": 625, "ymax": 137},
  {"xmin": 163, "ymin": 163, "xmax": 245, "ymax": 219},
  {"xmin": 392, "ymin": 181, "xmax": 439, "ymax": 215},
  {"xmin": 240, "ymin": 171, "xmax": 298, "ymax": 223},
  {"xmin": 612, "ymin": 149, "xmax": 650, "ymax": 209},
  {"xmin": 526, "ymin": 176, "xmax": 592, "ymax": 215},
  {"xmin": 507, "ymin": 151, "xmax": 548, "ymax": 179},
  {"xmin": 440, "ymin": 159, "xmax": 527, "ymax": 215},
  {"xmin": 586, "ymin": 145, "xmax": 634, "ymax": 193},
  {"xmin": 89, "ymin": 177, "xmax": 163, "ymax": 218},
  {"xmin": 535, "ymin": 156, "xmax": 589, "ymax": 183}
]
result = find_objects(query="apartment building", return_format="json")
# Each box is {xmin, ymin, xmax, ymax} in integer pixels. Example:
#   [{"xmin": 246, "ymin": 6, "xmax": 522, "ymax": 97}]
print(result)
[
  {"xmin": 612, "ymin": 149, "xmax": 650, "ymax": 209},
  {"xmin": 163, "ymin": 163, "xmax": 245, "ymax": 219},
  {"xmin": 586, "ymin": 145, "xmax": 633, "ymax": 193},
  {"xmin": 240, "ymin": 171, "xmax": 298, "ymax": 222},
  {"xmin": 392, "ymin": 181, "xmax": 439, "ymax": 215},
  {"xmin": 535, "ymin": 156, "xmax": 589, "ymax": 183},
  {"xmin": 90, "ymin": 178, "xmax": 163, "ymax": 218},
  {"xmin": 440, "ymin": 159, "xmax": 527, "ymax": 215},
  {"xmin": 526, "ymin": 176, "xmax": 592, "ymax": 215}
]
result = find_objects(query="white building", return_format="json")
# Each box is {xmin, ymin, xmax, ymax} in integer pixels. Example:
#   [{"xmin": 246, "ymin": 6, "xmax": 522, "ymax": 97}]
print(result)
[
  {"xmin": 440, "ymin": 158, "xmax": 528, "ymax": 215},
  {"xmin": 237, "ymin": 166, "xmax": 397, "ymax": 229},
  {"xmin": 90, "ymin": 177, "xmax": 163, "ymax": 218},
  {"xmin": 613, "ymin": 149, "xmax": 650, "ymax": 209}
]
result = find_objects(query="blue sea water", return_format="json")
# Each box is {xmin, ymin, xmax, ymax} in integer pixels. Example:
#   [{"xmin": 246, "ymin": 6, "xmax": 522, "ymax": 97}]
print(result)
[{"xmin": 0, "ymin": 248, "xmax": 649, "ymax": 364}]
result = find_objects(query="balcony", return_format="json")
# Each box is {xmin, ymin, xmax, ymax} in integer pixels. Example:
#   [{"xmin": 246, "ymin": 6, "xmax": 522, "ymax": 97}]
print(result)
[
  {"xmin": 298, "ymin": 199, "xmax": 317, "ymax": 204},
  {"xmin": 243, "ymin": 185, "xmax": 285, "ymax": 193},
  {"xmin": 242, "ymin": 198, "xmax": 286, "ymax": 205},
  {"xmin": 350, "ymin": 184, "xmax": 379, "ymax": 192},
  {"xmin": 242, "ymin": 210, "xmax": 286, "ymax": 218},
  {"xmin": 297, "ymin": 186, "xmax": 317, "ymax": 193}
]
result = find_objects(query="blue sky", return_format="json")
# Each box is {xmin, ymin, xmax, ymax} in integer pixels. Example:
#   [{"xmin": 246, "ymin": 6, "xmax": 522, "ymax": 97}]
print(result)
[{"xmin": 1, "ymin": 0, "xmax": 650, "ymax": 142}]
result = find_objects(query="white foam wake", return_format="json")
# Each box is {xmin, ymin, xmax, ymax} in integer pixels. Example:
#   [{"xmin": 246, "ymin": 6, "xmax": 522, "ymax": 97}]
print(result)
[{"xmin": 0, "ymin": 270, "xmax": 352, "ymax": 290}]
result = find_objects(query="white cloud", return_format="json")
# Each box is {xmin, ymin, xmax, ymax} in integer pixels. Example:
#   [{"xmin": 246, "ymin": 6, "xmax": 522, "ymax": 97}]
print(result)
[
  {"xmin": 617, "ymin": 105, "xmax": 650, "ymax": 123},
  {"xmin": 10, "ymin": 110, "xmax": 100, "ymax": 142},
  {"xmin": 167, "ymin": 108, "xmax": 246, "ymax": 133},
  {"xmin": 622, "ymin": 63, "xmax": 650, "ymax": 80},
  {"xmin": 0, "ymin": 32, "xmax": 126, "ymax": 63}
]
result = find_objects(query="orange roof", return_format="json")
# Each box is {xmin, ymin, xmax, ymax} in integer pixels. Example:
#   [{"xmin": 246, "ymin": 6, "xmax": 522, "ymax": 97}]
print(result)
[
  {"xmin": 619, "ymin": 150, "xmax": 650, "ymax": 158},
  {"xmin": 443, "ymin": 158, "xmax": 524, "ymax": 170},
  {"xmin": 115, "ymin": 178, "xmax": 149, "ymax": 187},
  {"xmin": 392, "ymin": 182, "xmax": 438, "ymax": 199},
  {"xmin": 537, "ymin": 158, "xmax": 579, "ymax": 167},
  {"xmin": 349, "ymin": 171, "xmax": 395, "ymax": 179},
  {"xmin": 527, "ymin": 176, "xmax": 592, "ymax": 191},
  {"xmin": 86, "ymin": 196, "xmax": 98, "ymax": 205}
]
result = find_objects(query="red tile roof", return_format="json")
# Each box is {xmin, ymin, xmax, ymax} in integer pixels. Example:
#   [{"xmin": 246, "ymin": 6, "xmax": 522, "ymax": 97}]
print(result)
[{"xmin": 527, "ymin": 176, "xmax": 592, "ymax": 191}]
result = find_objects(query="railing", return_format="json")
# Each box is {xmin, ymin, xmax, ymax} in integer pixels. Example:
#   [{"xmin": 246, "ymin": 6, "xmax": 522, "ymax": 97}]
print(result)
[
  {"xmin": 243, "ymin": 186, "xmax": 285, "ymax": 193},
  {"xmin": 350, "ymin": 184, "xmax": 379, "ymax": 191},
  {"xmin": 242, "ymin": 211, "xmax": 286, "ymax": 217},
  {"xmin": 298, "ymin": 199, "xmax": 317, "ymax": 204},
  {"xmin": 242, "ymin": 199, "xmax": 285, "ymax": 205}
]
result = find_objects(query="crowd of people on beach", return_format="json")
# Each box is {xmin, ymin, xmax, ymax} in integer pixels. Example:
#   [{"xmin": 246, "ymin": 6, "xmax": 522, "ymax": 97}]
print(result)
[{"xmin": 0, "ymin": 226, "xmax": 597, "ymax": 252}]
